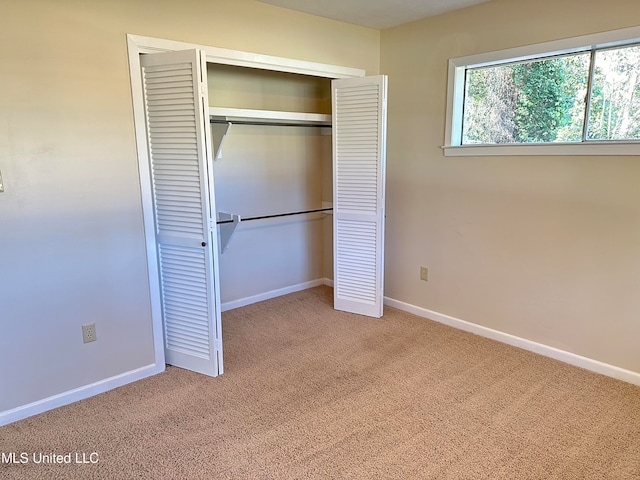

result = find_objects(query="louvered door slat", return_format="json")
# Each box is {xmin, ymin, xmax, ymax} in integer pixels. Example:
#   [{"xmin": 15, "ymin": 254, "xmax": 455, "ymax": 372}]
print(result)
[
  {"xmin": 332, "ymin": 75, "xmax": 388, "ymax": 318},
  {"xmin": 141, "ymin": 49, "xmax": 223, "ymax": 376}
]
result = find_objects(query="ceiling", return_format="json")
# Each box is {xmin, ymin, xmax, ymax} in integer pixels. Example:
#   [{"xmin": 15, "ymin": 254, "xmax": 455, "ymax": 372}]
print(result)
[{"xmin": 257, "ymin": 0, "xmax": 493, "ymax": 30}]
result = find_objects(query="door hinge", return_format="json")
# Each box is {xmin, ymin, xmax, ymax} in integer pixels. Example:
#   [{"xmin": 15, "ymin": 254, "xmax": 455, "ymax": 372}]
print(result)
[
  {"xmin": 213, "ymin": 338, "xmax": 222, "ymax": 352},
  {"xmin": 200, "ymin": 84, "xmax": 207, "ymax": 98}
]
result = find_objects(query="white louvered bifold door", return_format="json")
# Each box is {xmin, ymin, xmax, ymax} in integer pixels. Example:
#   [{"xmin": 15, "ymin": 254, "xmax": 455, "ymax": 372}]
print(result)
[
  {"xmin": 332, "ymin": 75, "xmax": 388, "ymax": 318},
  {"xmin": 140, "ymin": 49, "xmax": 223, "ymax": 376}
]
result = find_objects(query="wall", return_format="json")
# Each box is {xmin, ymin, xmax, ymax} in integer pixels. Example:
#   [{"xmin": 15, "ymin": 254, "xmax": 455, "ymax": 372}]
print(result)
[
  {"xmin": 0, "ymin": 0, "xmax": 379, "ymax": 418},
  {"xmin": 381, "ymin": 0, "xmax": 640, "ymax": 374}
]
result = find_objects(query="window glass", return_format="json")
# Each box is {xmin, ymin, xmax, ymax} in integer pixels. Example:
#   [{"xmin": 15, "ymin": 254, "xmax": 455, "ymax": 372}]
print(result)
[
  {"xmin": 587, "ymin": 44, "xmax": 640, "ymax": 140},
  {"xmin": 462, "ymin": 54, "xmax": 590, "ymax": 144}
]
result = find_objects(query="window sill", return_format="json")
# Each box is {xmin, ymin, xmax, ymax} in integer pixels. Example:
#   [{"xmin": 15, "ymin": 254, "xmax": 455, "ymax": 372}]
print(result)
[{"xmin": 442, "ymin": 141, "xmax": 640, "ymax": 157}]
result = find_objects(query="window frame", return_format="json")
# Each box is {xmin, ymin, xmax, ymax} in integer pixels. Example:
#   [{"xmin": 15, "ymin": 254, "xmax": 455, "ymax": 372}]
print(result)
[{"xmin": 444, "ymin": 26, "xmax": 640, "ymax": 156}]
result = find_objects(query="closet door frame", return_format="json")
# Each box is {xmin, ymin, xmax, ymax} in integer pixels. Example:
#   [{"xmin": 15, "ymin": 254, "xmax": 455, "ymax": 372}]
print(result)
[{"xmin": 126, "ymin": 34, "xmax": 364, "ymax": 372}]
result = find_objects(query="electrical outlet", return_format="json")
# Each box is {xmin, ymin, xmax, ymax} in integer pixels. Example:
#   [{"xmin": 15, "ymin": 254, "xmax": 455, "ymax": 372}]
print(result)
[
  {"xmin": 82, "ymin": 323, "xmax": 97, "ymax": 343},
  {"xmin": 420, "ymin": 266, "xmax": 429, "ymax": 281}
]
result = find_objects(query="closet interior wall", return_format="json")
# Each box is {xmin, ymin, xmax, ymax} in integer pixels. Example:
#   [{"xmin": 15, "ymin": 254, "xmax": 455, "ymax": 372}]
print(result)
[{"xmin": 207, "ymin": 65, "xmax": 334, "ymax": 307}]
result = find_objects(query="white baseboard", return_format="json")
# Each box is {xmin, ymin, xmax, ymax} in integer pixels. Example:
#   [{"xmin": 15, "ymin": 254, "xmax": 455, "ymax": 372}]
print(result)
[
  {"xmin": 0, "ymin": 363, "xmax": 164, "ymax": 427},
  {"xmin": 15, "ymin": 289, "xmax": 632, "ymax": 426},
  {"xmin": 3, "ymin": 281, "xmax": 338, "ymax": 426},
  {"xmin": 221, "ymin": 278, "xmax": 332, "ymax": 312},
  {"xmin": 384, "ymin": 296, "xmax": 640, "ymax": 387}
]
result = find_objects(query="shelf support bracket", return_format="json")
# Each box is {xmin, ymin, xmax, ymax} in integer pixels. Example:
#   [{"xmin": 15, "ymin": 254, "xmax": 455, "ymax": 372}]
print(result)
[
  {"xmin": 216, "ymin": 212, "xmax": 241, "ymax": 253},
  {"xmin": 211, "ymin": 121, "xmax": 232, "ymax": 160}
]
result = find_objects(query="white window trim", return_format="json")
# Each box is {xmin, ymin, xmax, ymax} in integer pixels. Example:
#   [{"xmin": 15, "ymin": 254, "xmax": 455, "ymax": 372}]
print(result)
[{"xmin": 443, "ymin": 26, "xmax": 640, "ymax": 156}]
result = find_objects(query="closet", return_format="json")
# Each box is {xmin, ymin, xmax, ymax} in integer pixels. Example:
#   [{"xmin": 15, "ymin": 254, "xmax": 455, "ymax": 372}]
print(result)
[
  {"xmin": 136, "ymin": 44, "xmax": 386, "ymax": 379},
  {"xmin": 208, "ymin": 64, "xmax": 334, "ymax": 308}
]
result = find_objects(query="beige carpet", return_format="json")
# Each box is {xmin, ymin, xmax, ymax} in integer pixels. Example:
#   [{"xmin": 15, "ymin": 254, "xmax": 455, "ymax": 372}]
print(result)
[{"xmin": 2, "ymin": 286, "xmax": 639, "ymax": 479}]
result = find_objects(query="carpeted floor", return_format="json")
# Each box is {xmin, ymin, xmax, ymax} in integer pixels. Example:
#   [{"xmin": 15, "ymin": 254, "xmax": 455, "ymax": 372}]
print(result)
[{"xmin": 1, "ymin": 286, "xmax": 639, "ymax": 479}]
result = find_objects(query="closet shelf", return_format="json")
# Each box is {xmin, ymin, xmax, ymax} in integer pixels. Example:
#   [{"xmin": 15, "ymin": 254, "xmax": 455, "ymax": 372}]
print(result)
[{"xmin": 209, "ymin": 106, "xmax": 332, "ymax": 127}]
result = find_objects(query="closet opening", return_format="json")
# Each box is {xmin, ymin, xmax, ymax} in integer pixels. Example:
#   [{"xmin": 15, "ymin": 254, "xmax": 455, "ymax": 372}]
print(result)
[{"xmin": 207, "ymin": 64, "xmax": 335, "ymax": 312}]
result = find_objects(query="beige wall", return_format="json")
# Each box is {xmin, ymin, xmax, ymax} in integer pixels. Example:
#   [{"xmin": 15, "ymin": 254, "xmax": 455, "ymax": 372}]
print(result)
[
  {"xmin": 381, "ymin": 0, "xmax": 640, "ymax": 373},
  {"xmin": 0, "ymin": 0, "xmax": 378, "ymax": 414}
]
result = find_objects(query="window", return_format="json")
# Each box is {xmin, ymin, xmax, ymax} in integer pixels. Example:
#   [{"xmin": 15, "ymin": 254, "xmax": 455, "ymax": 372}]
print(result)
[{"xmin": 444, "ymin": 27, "xmax": 640, "ymax": 156}]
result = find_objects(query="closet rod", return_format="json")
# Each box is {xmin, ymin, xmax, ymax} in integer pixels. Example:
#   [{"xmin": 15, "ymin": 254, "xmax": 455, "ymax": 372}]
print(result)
[
  {"xmin": 216, "ymin": 208, "xmax": 333, "ymax": 225},
  {"xmin": 210, "ymin": 119, "xmax": 331, "ymax": 128}
]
